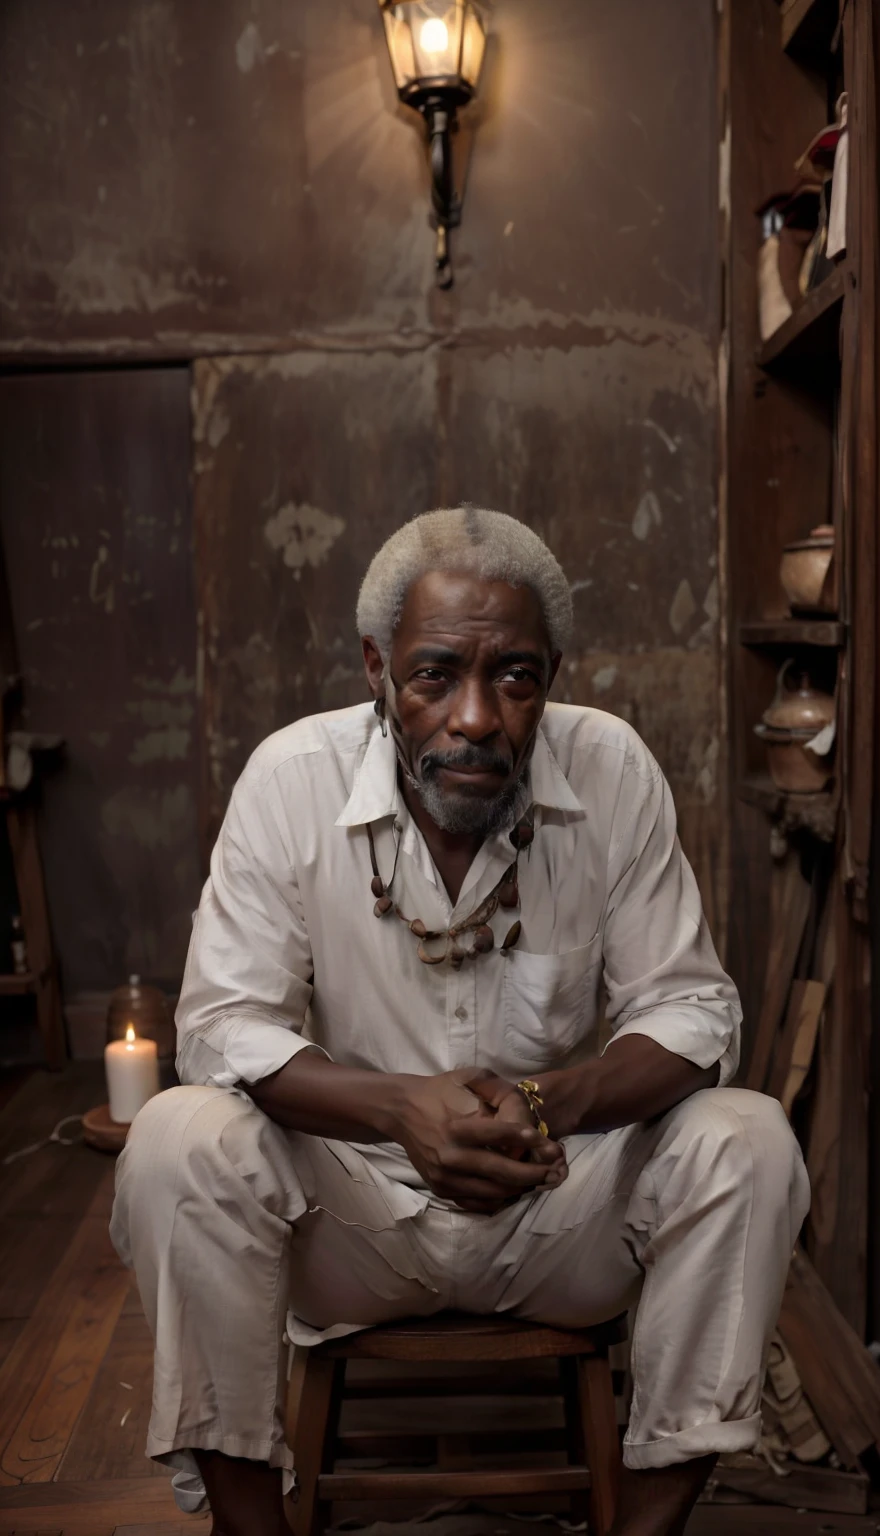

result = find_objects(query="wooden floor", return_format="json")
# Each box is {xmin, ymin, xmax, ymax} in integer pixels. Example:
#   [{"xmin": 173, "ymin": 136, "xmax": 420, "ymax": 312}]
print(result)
[
  {"xmin": 0, "ymin": 1065, "xmax": 877, "ymax": 1536},
  {"xmin": 0, "ymin": 1064, "xmax": 205, "ymax": 1534}
]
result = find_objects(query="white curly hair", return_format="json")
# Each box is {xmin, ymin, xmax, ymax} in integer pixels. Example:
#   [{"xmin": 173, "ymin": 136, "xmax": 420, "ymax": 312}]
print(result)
[{"xmin": 356, "ymin": 507, "xmax": 573, "ymax": 657}]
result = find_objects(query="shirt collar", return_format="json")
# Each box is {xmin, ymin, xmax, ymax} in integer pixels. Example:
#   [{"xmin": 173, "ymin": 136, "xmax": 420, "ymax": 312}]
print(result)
[
  {"xmin": 335, "ymin": 722, "xmax": 401, "ymax": 827},
  {"xmin": 335, "ymin": 721, "xmax": 584, "ymax": 828},
  {"xmin": 528, "ymin": 728, "xmax": 586, "ymax": 816}
]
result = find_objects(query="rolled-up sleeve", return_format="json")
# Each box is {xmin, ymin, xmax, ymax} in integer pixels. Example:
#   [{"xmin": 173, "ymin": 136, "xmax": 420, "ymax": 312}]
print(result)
[
  {"xmin": 601, "ymin": 747, "xmax": 741, "ymax": 1086},
  {"xmin": 176, "ymin": 757, "xmax": 325, "ymax": 1091}
]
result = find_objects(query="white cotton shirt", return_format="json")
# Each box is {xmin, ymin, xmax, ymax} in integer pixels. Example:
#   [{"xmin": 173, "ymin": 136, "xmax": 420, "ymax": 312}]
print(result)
[{"xmin": 176, "ymin": 701, "xmax": 741, "ymax": 1187}]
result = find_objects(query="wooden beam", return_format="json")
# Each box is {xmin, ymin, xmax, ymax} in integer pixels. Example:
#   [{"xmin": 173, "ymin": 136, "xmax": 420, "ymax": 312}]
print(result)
[
  {"xmin": 806, "ymin": 873, "xmax": 871, "ymax": 1329},
  {"xmin": 713, "ymin": 1456, "xmax": 869, "ymax": 1514},
  {"xmin": 777, "ymin": 1247, "xmax": 880, "ymax": 1467}
]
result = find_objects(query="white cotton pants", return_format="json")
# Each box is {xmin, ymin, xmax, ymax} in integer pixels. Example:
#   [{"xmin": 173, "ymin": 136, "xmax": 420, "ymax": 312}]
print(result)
[{"xmin": 110, "ymin": 1084, "xmax": 809, "ymax": 1513}]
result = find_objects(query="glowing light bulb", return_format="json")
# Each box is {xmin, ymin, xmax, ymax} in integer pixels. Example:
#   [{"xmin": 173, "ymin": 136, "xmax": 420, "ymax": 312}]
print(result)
[
  {"xmin": 420, "ymin": 17, "xmax": 449, "ymax": 55},
  {"xmin": 125, "ymin": 1023, "xmax": 136, "ymax": 1049}
]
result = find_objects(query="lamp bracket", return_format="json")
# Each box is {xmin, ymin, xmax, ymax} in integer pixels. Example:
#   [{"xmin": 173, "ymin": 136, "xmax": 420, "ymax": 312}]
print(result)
[{"xmin": 423, "ymin": 98, "xmax": 460, "ymax": 289}]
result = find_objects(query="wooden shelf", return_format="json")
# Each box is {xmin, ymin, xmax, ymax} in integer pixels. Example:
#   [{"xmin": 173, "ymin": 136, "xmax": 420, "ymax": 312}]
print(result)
[
  {"xmin": 738, "ymin": 774, "xmax": 837, "ymax": 841},
  {"xmin": 0, "ymin": 972, "xmax": 36, "ymax": 996},
  {"xmin": 739, "ymin": 618, "xmax": 845, "ymax": 647},
  {"xmin": 758, "ymin": 265, "xmax": 847, "ymax": 371},
  {"xmin": 780, "ymin": 0, "xmax": 839, "ymax": 60}
]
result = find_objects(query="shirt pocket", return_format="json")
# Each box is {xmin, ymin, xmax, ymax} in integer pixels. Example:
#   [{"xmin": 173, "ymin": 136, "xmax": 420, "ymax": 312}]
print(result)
[{"xmin": 502, "ymin": 934, "xmax": 602, "ymax": 1069}]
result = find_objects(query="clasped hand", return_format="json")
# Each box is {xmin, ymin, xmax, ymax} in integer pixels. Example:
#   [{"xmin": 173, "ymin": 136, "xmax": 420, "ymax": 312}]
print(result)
[{"xmin": 394, "ymin": 1068, "xmax": 568, "ymax": 1215}]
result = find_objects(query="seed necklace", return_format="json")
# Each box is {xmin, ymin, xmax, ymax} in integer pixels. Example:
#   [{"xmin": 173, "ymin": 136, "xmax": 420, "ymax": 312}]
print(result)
[{"xmin": 366, "ymin": 814, "xmax": 534, "ymax": 968}]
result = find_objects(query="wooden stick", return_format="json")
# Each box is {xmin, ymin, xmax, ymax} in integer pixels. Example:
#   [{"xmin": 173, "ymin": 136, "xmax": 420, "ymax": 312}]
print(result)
[
  {"xmin": 746, "ymin": 849, "xmax": 811, "ymax": 1093},
  {"xmin": 777, "ymin": 1246, "xmax": 880, "ymax": 1468},
  {"xmin": 767, "ymin": 978, "xmax": 825, "ymax": 1113}
]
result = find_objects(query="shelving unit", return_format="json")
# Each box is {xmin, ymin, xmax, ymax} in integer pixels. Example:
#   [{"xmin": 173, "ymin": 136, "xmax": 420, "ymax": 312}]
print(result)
[
  {"xmin": 738, "ymin": 619, "xmax": 845, "ymax": 647},
  {"xmin": 0, "ymin": 971, "xmax": 37, "ymax": 996},
  {"xmin": 737, "ymin": 774, "xmax": 838, "ymax": 842},
  {"xmin": 722, "ymin": 0, "xmax": 878, "ymax": 1338},
  {"xmin": 780, "ymin": 0, "xmax": 839, "ymax": 60},
  {"xmin": 757, "ymin": 263, "xmax": 847, "ymax": 370},
  {"xmin": 0, "ymin": 534, "xmax": 66, "ymax": 1069},
  {"xmin": 0, "ymin": 795, "xmax": 65, "ymax": 1068}
]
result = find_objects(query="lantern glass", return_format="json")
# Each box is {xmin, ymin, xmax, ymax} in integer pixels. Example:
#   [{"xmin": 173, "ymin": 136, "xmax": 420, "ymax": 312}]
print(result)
[
  {"xmin": 459, "ymin": 6, "xmax": 487, "ymax": 89},
  {"xmin": 381, "ymin": 10, "xmax": 416, "ymax": 91},
  {"xmin": 379, "ymin": 0, "xmax": 488, "ymax": 97},
  {"xmin": 411, "ymin": 3, "xmax": 461, "ymax": 80}
]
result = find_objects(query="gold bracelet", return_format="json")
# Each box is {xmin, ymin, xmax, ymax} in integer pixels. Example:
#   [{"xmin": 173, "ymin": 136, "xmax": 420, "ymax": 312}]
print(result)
[{"xmin": 516, "ymin": 1078, "xmax": 548, "ymax": 1138}]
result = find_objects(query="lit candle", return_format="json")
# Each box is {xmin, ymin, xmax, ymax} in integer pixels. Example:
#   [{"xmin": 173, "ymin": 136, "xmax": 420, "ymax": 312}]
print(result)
[{"xmin": 105, "ymin": 1024, "xmax": 160, "ymax": 1124}]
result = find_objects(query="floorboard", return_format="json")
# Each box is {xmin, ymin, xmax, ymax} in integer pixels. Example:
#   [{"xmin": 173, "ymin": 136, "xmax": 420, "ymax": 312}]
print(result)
[
  {"xmin": 113, "ymin": 1525, "xmax": 211, "ymax": 1535},
  {"xmin": 60, "ymin": 1311, "xmax": 164, "ymax": 1482},
  {"xmin": 0, "ymin": 1476, "xmax": 185, "ymax": 1530},
  {"xmin": 0, "ymin": 1066, "xmax": 103, "ymax": 1161},
  {"xmin": 0, "ymin": 1067, "xmax": 33, "ymax": 1113},
  {"xmin": 0, "ymin": 1218, "xmax": 84, "ymax": 1322},
  {"xmin": 0, "ymin": 1323, "xmax": 23, "ymax": 1371},
  {"xmin": 688, "ymin": 1513, "xmax": 879, "ymax": 1533},
  {"xmin": 0, "ymin": 1065, "xmax": 106, "ymax": 1226},
  {"xmin": 0, "ymin": 1068, "xmax": 875, "ymax": 1534},
  {"xmin": 7, "ymin": 1529, "xmax": 66, "ymax": 1535},
  {"xmin": 0, "ymin": 1170, "xmax": 127, "ymax": 1485}
]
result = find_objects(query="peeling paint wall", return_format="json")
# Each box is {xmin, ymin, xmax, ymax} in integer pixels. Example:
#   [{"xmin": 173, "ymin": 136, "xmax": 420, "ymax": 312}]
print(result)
[
  {"xmin": 0, "ymin": 0, "xmax": 723, "ymax": 1004},
  {"xmin": 0, "ymin": 371, "xmax": 200, "ymax": 995},
  {"xmin": 188, "ymin": 0, "xmax": 723, "ymax": 929}
]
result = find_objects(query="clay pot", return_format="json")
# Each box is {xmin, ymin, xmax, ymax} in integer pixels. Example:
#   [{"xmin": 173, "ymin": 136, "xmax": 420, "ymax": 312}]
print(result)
[
  {"xmin": 754, "ymin": 662, "xmax": 836, "ymax": 794},
  {"xmin": 761, "ymin": 662, "xmax": 835, "ymax": 733},
  {"xmin": 755, "ymin": 725, "xmax": 833, "ymax": 792},
  {"xmin": 106, "ymin": 974, "xmax": 175, "ymax": 1062},
  {"xmin": 779, "ymin": 524, "xmax": 836, "ymax": 614}
]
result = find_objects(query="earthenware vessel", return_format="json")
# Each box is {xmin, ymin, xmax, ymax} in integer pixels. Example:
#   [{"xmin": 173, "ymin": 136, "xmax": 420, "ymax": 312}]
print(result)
[
  {"xmin": 754, "ymin": 662, "xmax": 835, "ymax": 793},
  {"xmin": 779, "ymin": 524, "xmax": 836, "ymax": 614}
]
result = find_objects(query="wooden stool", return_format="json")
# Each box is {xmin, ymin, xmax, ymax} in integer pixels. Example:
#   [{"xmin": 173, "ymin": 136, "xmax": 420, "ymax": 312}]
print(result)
[{"xmin": 285, "ymin": 1312, "xmax": 626, "ymax": 1536}]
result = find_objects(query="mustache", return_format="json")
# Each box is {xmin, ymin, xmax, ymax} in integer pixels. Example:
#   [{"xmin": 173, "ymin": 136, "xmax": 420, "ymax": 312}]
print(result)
[{"xmin": 419, "ymin": 744, "xmax": 513, "ymax": 779}]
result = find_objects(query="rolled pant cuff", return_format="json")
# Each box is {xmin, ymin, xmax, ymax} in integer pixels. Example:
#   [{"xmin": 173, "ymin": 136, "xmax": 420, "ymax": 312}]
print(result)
[
  {"xmin": 623, "ymin": 1412, "xmax": 762, "ymax": 1469},
  {"xmin": 148, "ymin": 1435, "xmax": 295, "ymax": 1513}
]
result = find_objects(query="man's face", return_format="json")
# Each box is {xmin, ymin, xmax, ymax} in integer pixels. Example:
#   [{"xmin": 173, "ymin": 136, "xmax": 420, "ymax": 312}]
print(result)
[{"xmin": 364, "ymin": 570, "xmax": 560, "ymax": 836}]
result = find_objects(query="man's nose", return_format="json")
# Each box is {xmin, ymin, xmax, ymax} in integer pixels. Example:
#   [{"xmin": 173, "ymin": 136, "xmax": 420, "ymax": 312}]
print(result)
[{"xmin": 446, "ymin": 677, "xmax": 503, "ymax": 742}]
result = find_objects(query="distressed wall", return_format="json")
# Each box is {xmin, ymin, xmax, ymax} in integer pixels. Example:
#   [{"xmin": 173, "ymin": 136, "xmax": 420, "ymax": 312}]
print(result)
[
  {"xmin": 0, "ymin": 370, "xmax": 200, "ymax": 995},
  {"xmin": 0, "ymin": 0, "xmax": 722, "ymax": 1021}
]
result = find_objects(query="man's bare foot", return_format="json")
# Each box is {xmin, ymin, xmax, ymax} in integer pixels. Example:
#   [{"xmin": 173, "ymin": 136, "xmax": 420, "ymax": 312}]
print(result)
[
  {"xmin": 609, "ymin": 1454, "xmax": 717, "ymax": 1536},
  {"xmin": 194, "ymin": 1448, "xmax": 288, "ymax": 1536}
]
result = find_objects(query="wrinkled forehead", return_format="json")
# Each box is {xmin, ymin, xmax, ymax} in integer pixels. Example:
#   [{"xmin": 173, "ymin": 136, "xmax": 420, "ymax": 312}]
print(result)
[{"xmin": 394, "ymin": 569, "xmax": 551, "ymax": 652}]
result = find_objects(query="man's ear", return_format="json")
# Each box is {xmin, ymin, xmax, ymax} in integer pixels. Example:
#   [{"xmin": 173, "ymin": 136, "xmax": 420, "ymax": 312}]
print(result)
[
  {"xmin": 548, "ymin": 652, "xmax": 563, "ymax": 692},
  {"xmin": 362, "ymin": 636, "xmax": 385, "ymax": 700}
]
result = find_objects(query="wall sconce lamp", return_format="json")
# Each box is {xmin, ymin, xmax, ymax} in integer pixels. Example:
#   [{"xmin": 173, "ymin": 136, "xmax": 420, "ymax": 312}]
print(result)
[{"xmin": 377, "ymin": 0, "xmax": 490, "ymax": 288}]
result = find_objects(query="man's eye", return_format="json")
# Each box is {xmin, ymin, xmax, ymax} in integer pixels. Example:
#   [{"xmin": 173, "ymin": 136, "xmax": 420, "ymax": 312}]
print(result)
[
  {"xmin": 414, "ymin": 669, "xmax": 446, "ymax": 682},
  {"xmin": 503, "ymin": 668, "xmax": 539, "ymax": 685}
]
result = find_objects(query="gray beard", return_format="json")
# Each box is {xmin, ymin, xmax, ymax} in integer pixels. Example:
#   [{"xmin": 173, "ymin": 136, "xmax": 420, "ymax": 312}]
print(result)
[{"xmin": 408, "ymin": 769, "xmax": 525, "ymax": 836}]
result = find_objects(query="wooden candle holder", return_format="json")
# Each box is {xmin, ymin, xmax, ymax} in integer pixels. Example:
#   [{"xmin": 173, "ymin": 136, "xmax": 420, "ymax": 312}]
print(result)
[{"xmin": 82, "ymin": 1103, "xmax": 130, "ymax": 1154}]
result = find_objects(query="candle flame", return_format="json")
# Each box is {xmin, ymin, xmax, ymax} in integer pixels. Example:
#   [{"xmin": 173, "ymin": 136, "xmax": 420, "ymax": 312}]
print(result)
[{"xmin": 125, "ymin": 1024, "xmax": 136, "ymax": 1048}]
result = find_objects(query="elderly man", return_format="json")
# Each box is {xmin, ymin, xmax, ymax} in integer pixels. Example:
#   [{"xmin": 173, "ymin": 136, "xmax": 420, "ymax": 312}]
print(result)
[{"xmin": 112, "ymin": 507, "xmax": 809, "ymax": 1536}]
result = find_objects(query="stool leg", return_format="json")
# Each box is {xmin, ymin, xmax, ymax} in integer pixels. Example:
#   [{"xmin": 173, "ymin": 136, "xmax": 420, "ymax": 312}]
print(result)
[
  {"xmin": 575, "ymin": 1353, "xmax": 620, "ymax": 1536},
  {"xmin": 285, "ymin": 1349, "xmax": 345, "ymax": 1536},
  {"xmin": 559, "ymin": 1357, "xmax": 589, "ymax": 1529}
]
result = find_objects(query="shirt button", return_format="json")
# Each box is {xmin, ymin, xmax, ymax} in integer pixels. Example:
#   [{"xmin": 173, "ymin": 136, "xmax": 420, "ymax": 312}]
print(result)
[{"xmin": 454, "ymin": 1005, "xmax": 468, "ymax": 1020}]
